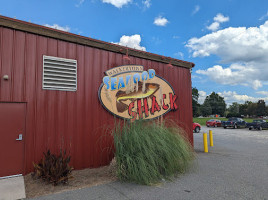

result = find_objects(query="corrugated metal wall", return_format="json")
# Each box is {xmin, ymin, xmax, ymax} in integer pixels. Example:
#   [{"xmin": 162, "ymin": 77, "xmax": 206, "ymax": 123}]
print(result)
[{"xmin": 0, "ymin": 26, "xmax": 193, "ymax": 174}]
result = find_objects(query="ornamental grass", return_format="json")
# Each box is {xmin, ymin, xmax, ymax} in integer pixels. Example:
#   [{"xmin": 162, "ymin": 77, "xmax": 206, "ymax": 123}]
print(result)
[{"xmin": 113, "ymin": 119, "xmax": 194, "ymax": 185}]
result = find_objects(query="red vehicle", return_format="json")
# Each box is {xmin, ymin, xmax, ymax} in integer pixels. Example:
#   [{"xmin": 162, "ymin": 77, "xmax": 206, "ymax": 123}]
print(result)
[
  {"xmin": 193, "ymin": 122, "xmax": 201, "ymax": 133},
  {"xmin": 206, "ymin": 119, "xmax": 221, "ymax": 127}
]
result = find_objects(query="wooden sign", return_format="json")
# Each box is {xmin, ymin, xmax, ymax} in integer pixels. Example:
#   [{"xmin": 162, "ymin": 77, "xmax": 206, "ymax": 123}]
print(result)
[{"xmin": 98, "ymin": 65, "xmax": 178, "ymax": 121}]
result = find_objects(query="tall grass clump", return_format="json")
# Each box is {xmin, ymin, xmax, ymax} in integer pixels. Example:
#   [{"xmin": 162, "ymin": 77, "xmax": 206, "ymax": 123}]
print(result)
[{"xmin": 113, "ymin": 120, "xmax": 194, "ymax": 185}]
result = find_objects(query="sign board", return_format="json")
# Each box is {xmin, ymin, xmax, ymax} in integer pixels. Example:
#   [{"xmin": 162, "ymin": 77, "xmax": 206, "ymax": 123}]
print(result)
[{"xmin": 98, "ymin": 65, "xmax": 178, "ymax": 121}]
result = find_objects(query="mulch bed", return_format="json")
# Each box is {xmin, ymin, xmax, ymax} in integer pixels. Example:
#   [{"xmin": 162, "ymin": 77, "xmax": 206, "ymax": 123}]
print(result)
[{"xmin": 25, "ymin": 159, "xmax": 117, "ymax": 198}]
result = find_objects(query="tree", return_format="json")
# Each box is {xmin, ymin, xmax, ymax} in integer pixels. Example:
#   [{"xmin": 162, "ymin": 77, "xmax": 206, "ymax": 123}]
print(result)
[
  {"xmin": 228, "ymin": 102, "xmax": 240, "ymax": 114},
  {"xmin": 200, "ymin": 100, "xmax": 212, "ymax": 116},
  {"xmin": 203, "ymin": 92, "xmax": 226, "ymax": 116},
  {"xmin": 192, "ymin": 87, "xmax": 200, "ymax": 117},
  {"xmin": 227, "ymin": 102, "xmax": 241, "ymax": 118},
  {"xmin": 256, "ymin": 100, "xmax": 266, "ymax": 116},
  {"xmin": 238, "ymin": 100, "xmax": 267, "ymax": 117},
  {"xmin": 239, "ymin": 103, "xmax": 248, "ymax": 116},
  {"xmin": 246, "ymin": 101, "xmax": 257, "ymax": 117}
]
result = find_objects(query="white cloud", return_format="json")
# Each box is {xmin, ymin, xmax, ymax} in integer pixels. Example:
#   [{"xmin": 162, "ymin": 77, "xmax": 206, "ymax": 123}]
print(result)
[
  {"xmin": 196, "ymin": 64, "xmax": 263, "ymax": 90},
  {"xmin": 151, "ymin": 36, "xmax": 162, "ymax": 45},
  {"xmin": 252, "ymin": 80, "xmax": 263, "ymax": 90},
  {"xmin": 259, "ymin": 11, "xmax": 268, "ymax": 21},
  {"xmin": 187, "ymin": 21, "xmax": 268, "ymax": 62},
  {"xmin": 187, "ymin": 20, "xmax": 268, "ymax": 90},
  {"xmin": 142, "ymin": 0, "xmax": 151, "ymax": 8},
  {"xmin": 207, "ymin": 22, "xmax": 220, "ymax": 31},
  {"xmin": 214, "ymin": 13, "xmax": 229, "ymax": 23},
  {"xmin": 198, "ymin": 90, "xmax": 207, "ymax": 104},
  {"xmin": 44, "ymin": 24, "xmax": 70, "ymax": 32},
  {"xmin": 256, "ymin": 91, "xmax": 268, "ymax": 96},
  {"xmin": 198, "ymin": 90, "xmax": 268, "ymax": 105},
  {"xmin": 206, "ymin": 13, "xmax": 229, "ymax": 31},
  {"xmin": 153, "ymin": 16, "xmax": 169, "ymax": 26},
  {"xmin": 75, "ymin": 0, "xmax": 85, "ymax": 7},
  {"xmin": 192, "ymin": 5, "xmax": 200, "ymax": 15},
  {"xmin": 102, "ymin": 0, "xmax": 131, "ymax": 8},
  {"xmin": 114, "ymin": 34, "xmax": 146, "ymax": 51},
  {"xmin": 174, "ymin": 52, "xmax": 184, "ymax": 59},
  {"xmin": 218, "ymin": 91, "xmax": 268, "ymax": 105}
]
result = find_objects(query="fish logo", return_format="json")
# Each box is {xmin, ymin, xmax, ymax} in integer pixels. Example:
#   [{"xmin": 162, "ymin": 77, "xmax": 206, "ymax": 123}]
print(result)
[{"xmin": 116, "ymin": 82, "xmax": 160, "ymax": 113}]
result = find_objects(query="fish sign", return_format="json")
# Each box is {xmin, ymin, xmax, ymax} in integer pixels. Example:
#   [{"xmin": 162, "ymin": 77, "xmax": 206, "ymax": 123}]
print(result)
[{"xmin": 98, "ymin": 65, "xmax": 178, "ymax": 121}]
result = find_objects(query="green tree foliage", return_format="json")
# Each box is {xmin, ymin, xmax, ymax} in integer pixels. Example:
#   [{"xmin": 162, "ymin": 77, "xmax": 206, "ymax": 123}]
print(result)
[
  {"xmin": 200, "ymin": 100, "xmax": 212, "ymax": 116},
  {"xmin": 192, "ymin": 87, "xmax": 200, "ymax": 117},
  {"xmin": 227, "ymin": 102, "xmax": 240, "ymax": 117},
  {"xmin": 228, "ymin": 102, "xmax": 240, "ymax": 114},
  {"xmin": 203, "ymin": 92, "xmax": 226, "ymax": 116},
  {"xmin": 197, "ymin": 92, "xmax": 267, "ymax": 117},
  {"xmin": 247, "ymin": 101, "xmax": 257, "ymax": 116},
  {"xmin": 238, "ymin": 100, "xmax": 267, "ymax": 117},
  {"xmin": 256, "ymin": 100, "xmax": 266, "ymax": 116},
  {"xmin": 239, "ymin": 103, "xmax": 248, "ymax": 116}
]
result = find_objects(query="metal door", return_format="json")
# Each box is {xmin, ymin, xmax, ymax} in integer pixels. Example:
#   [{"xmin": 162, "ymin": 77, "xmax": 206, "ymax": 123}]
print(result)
[{"xmin": 0, "ymin": 103, "xmax": 25, "ymax": 177}]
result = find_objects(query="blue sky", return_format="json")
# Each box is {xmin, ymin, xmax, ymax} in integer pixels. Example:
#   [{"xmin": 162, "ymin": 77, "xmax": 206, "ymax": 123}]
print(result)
[{"xmin": 1, "ymin": 0, "xmax": 268, "ymax": 105}]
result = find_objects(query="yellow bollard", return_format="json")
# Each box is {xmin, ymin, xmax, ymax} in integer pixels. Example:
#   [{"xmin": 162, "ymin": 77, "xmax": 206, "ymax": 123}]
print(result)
[
  {"xmin": 209, "ymin": 130, "xmax": 214, "ymax": 147},
  {"xmin": 203, "ymin": 133, "xmax": 208, "ymax": 153}
]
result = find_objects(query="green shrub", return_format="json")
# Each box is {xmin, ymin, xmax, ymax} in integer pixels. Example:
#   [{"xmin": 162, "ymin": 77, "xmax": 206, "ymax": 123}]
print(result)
[
  {"xmin": 113, "ymin": 120, "xmax": 194, "ymax": 185},
  {"xmin": 32, "ymin": 150, "xmax": 73, "ymax": 185}
]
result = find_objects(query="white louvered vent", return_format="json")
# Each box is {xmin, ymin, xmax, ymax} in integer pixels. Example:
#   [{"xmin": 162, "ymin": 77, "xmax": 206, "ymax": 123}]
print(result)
[{"xmin": 43, "ymin": 55, "xmax": 77, "ymax": 91}]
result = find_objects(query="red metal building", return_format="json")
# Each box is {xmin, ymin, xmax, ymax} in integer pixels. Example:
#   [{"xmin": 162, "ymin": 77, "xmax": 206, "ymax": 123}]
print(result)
[{"xmin": 0, "ymin": 15, "xmax": 194, "ymax": 177}]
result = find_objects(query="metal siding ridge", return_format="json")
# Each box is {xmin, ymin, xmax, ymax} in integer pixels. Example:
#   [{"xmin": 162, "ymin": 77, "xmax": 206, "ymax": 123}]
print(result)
[{"xmin": 0, "ymin": 15, "xmax": 194, "ymax": 69}]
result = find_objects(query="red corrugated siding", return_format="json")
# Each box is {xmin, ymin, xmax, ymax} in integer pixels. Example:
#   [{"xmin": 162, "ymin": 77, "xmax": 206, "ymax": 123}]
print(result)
[{"xmin": 0, "ymin": 26, "xmax": 193, "ymax": 174}]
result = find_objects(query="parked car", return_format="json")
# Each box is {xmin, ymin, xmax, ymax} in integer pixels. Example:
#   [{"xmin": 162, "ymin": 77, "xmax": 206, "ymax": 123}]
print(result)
[
  {"xmin": 193, "ymin": 122, "xmax": 201, "ymax": 133},
  {"xmin": 246, "ymin": 119, "xmax": 268, "ymax": 130},
  {"xmin": 206, "ymin": 119, "xmax": 221, "ymax": 127},
  {"xmin": 222, "ymin": 117, "xmax": 247, "ymax": 129}
]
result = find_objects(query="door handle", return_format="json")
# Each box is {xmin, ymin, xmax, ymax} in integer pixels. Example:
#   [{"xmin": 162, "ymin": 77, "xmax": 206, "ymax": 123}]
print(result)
[{"xmin": 16, "ymin": 134, "xmax": 23, "ymax": 141}]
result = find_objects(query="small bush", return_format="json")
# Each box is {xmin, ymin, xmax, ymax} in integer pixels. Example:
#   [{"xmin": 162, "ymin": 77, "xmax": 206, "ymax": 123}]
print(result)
[
  {"xmin": 32, "ymin": 150, "xmax": 73, "ymax": 185},
  {"xmin": 113, "ymin": 120, "xmax": 194, "ymax": 185}
]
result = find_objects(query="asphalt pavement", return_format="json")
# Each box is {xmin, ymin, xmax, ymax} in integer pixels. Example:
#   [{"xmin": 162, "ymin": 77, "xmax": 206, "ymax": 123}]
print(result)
[{"xmin": 29, "ymin": 126, "xmax": 268, "ymax": 200}]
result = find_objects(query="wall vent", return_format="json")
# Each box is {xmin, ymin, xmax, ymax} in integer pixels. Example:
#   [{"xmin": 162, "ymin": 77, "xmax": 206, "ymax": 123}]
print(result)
[{"xmin": 43, "ymin": 55, "xmax": 77, "ymax": 91}]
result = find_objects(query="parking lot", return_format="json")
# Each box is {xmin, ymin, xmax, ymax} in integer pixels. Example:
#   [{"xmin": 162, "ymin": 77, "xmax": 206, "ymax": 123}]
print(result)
[
  {"xmin": 199, "ymin": 125, "xmax": 268, "ymax": 146},
  {"xmin": 30, "ymin": 126, "xmax": 268, "ymax": 200},
  {"xmin": 193, "ymin": 126, "xmax": 268, "ymax": 199}
]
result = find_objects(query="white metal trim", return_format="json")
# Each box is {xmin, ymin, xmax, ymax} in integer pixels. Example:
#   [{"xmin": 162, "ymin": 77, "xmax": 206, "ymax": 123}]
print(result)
[
  {"xmin": 44, "ymin": 69, "xmax": 77, "ymax": 75},
  {"xmin": 44, "ymin": 73, "xmax": 76, "ymax": 79},
  {"xmin": 43, "ymin": 81, "xmax": 76, "ymax": 86},
  {"xmin": 44, "ymin": 55, "xmax": 77, "ymax": 63},
  {"xmin": 44, "ymin": 77, "xmax": 76, "ymax": 82}
]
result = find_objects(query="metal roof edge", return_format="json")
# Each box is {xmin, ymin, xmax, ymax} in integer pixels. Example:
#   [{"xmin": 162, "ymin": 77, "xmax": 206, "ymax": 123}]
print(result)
[{"xmin": 0, "ymin": 15, "xmax": 195, "ymax": 69}]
